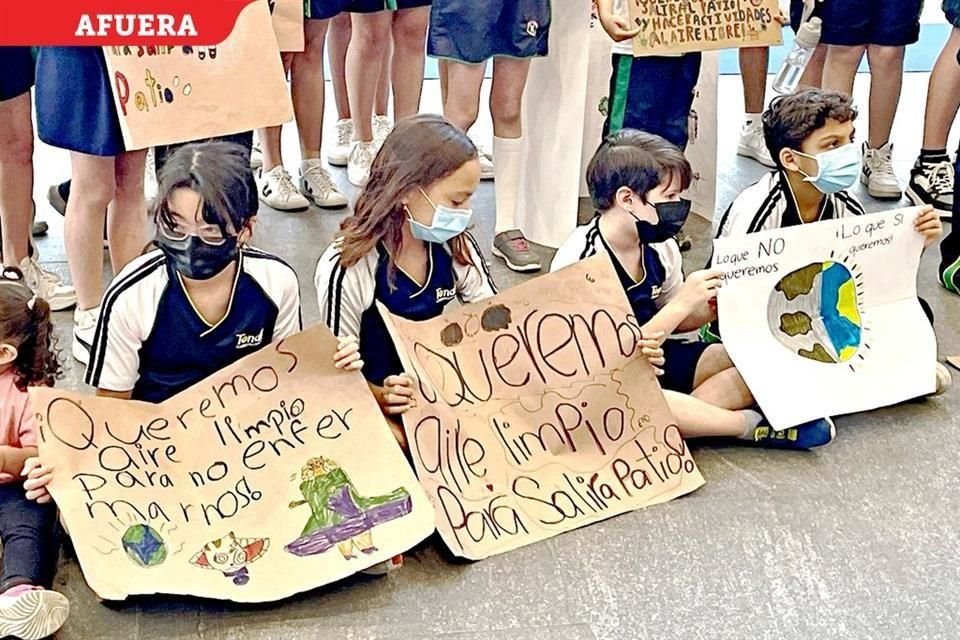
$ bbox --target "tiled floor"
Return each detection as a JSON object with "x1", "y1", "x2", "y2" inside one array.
[{"x1": 24, "y1": 69, "x2": 960, "y2": 639}]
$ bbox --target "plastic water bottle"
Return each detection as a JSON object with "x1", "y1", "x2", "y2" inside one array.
[{"x1": 772, "y1": 18, "x2": 823, "y2": 95}]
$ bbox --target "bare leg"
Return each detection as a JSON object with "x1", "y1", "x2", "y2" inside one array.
[
  {"x1": 865, "y1": 45, "x2": 905, "y2": 148},
  {"x1": 663, "y1": 390, "x2": 748, "y2": 439},
  {"x1": 822, "y1": 44, "x2": 866, "y2": 96},
  {"x1": 291, "y1": 19, "x2": 330, "y2": 160},
  {"x1": 258, "y1": 54, "x2": 294, "y2": 171},
  {"x1": 107, "y1": 150, "x2": 147, "y2": 274},
  {"x1": 739, "y1": 46, "x2": 769, "y2": 115},
  {"x1": 799, "y1": 44, "x2": 826, "y2": 88},
  {"x1": 0, "y1": 91, "x2": 33, "y2": 266},
  {"x1": 439, "y1": 58, "x2": 450, "y2": 107},
  {"x1": 389, "y1": 6, "x2": 429, "y2": 121},
  {"x1": 376, "y1": 37, "x2": 392, "y2": 117},
  {"x1": 346, "y1": 11, "x2": 392, "y2": 142},
  {"x1": 921, "y1": 27, "x2": 960, "y2": 148},
  {"x1": 489, "y1": 57, "x2": 531, "y2": 138},
  {"x1": 329, "y1": 12, "x2": 352, "y2": 120},
  {"x1": 442, "y1": 60, "x2": 485, "y2": 132},
  {"x1": 690, "y1": 346, "x2": 754, "y2": 411},
  {"x1": 67, "y1": 153, "x2": 116, "y2": 310}
]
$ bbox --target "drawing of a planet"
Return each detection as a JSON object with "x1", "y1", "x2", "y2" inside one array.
[
  {"x1": 767, "y1": 261, "x2": 863, "y2": 364},
  {"x1": 122, "y1": 524, "x2": 168, "y2": 568}
]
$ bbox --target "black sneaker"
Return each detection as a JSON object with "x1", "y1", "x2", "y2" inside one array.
[{"x1": 906, "y1": 159, "x2": 954, "y2": 219}]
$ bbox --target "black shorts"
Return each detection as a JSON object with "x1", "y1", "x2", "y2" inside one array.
[
  {"x1": 793, "y1": 0, "x2": 923, "y2": 46},
  {"x1": 0, "y1": 47, "x2": 34, "y2": 102},
  {"x1": 349, "y1": 0, "x2": 431, "y2": 13},
  {"x1": 660, "y1": 339, "x2": 710, "y2": 394}
]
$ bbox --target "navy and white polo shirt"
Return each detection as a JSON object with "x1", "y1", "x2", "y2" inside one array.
[{"x1": 85, "y1": 247, "x2": 302, "y2": 403}]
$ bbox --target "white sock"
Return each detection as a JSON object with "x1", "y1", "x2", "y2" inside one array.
[
  {"x1": 493, "y1": 136, "x2": 523, "y2": 235},
  {"x1": 737, "y1": 409, "x2": 764, "y2": 439},
  {"x1": 744, "y1": 113, "x2": 761, "y2": 127}
]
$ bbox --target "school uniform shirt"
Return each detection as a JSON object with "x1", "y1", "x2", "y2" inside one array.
[
  {"x1": 0, "y1": 370, "x2": 37, "y2": 484},
  {"x1": 315, "y1": 234, "x2": 497, "y2": 386},
  {"x1": 714, "y1": 170, "x2": 865, "y2": 239},
  {"x1": 550, "y1": 216, "x2": 683, "y2": 326},
  {"x1": 85, "y1": 247, "x2": 302, "y2": 403}
]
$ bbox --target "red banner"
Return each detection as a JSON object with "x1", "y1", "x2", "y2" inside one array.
[{"x1": 0, "y1": 0, "x2": 258, "y2": 46}]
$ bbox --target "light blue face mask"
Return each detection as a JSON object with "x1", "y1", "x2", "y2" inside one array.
[
  {"x1": 795, "y1": 143, "x2": 862, "y2": 194},
  {"x1": 407, "y1": 189, "x2": 472, "y2": 244}
]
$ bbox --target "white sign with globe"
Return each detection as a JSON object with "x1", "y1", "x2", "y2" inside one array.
[{"x1": 713, "y1": 208, "x2": 937, "y2": 428}]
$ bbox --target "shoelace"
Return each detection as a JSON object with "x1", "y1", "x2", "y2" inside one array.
[
  {"x1": 336, "y1": 122, "x2": 352, "y2": 146},
  {"x1": 274, "y1": 169, "x2": 300, "y2": 199},
  {"x1": 354, "y1": 144, "x2": 374, "y2": 166},
  {"x1": 303, "y1": 164, "x2": 337, "y2": 195},
  {"x1": 871, "y1": 148, "x2": 897, "y2": 177},
  {"x1": 927, "y1": 162, "x2": 954, "y2": 194},
  {"x1": 374, "y1": 118, "x2": 392, "y2": 139}
]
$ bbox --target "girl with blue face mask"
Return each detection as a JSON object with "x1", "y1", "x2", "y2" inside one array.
[{"x1": 315, "y1": 114, "x2": 498, "y2": 445}]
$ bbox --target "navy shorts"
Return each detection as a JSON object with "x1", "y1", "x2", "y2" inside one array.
[
  {"x1": 604, "y1": 53, "x2": 701, "y2": 150},
  {"x1": 945, "y1": 0, "x2": 960, "y2": 28},
  {"x1": 805, "y1": 0, "x2": 923, "y2": 46},
  {"x1": 0, "y1": 47, "x2": 34, "y2": 102},
  {"x1": 35, "y1": 47, "x2": 124, "y2": 156},
  {"x1": 307, "y1": 0, "x2": 350, "y2": 19},
  {"x1": 428, "y1": 0, "x2": 550, "y2": 64},
  {"x1": 659, "y1": 339, "x2": 710, "y2": 395},
  {"x1": 349, "y1": 0, "x2": 431, "y2": 13}
]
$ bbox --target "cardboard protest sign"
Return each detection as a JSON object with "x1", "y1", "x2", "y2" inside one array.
[
  {"x1": 381, "y1": 255, "x2": 704, "y2": 560},
  {"x1": 627, "y1": 0, "x2": 783, "y2": 56},
  {"x1": 31, "y1": 326, "x2": 434, "y2": 602},
  {"x1": 104, "y1": 0, "x2": 292, "y2": 150},
  {"x1": 713, "y1": 208, "x2": 937, "y2": 428},
  {"x1": 269, "y1": 0, "x2": 304, "y2": 52}
]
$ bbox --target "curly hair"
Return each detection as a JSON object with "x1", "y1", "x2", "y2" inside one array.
[
  {"x1": 0, "y1": 268, "x2": 62, "y2": 391},
  {"x1": 763, "y1": 89, "x2": 858, "y2": 168}
]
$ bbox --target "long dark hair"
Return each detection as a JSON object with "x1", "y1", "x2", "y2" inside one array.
[
  {"x1": 0, "y1": 268, "x2": 61, "y2": 391},
  {"x1": 338, "y1": 114, "x2": 478, "y2": 283},
  {"x1": 154, "y1": 141, "x2": 256, "y2": 237}
]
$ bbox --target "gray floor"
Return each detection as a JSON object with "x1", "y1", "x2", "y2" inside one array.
[{"x1": 27, "y1": 73, "x2": 960, "y2": 639}]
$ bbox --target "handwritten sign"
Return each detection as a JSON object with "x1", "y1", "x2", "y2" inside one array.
[
  {"x1": 628, "y1": 0, "x2": 782, "y2": 56},
  {"x1": 104, "y1": 0, "x2": 292, "y2": 150},
  {"x1": 270, "y1": 0, "x2": 304, "y2": 52},
  {"x1": 713, "y1": 208, "x2": 937, "y2": 428},
  {"x1": 381, "y1": 255, "x2": 704, "y2": 560},
  {"x1": 31, "y1": 326, "x2": 434, "y2": 602}
]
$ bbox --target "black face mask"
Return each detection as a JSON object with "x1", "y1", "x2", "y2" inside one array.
[
  {"x1": 155, "y1": 235, "x2": 239, "y2": 280},
  {"x1": 633, "y1": 199, "x2": 691, "y2": 244}
]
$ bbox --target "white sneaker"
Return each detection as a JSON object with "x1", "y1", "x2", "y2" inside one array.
[
  {"x1": 327, "y1": 119, "x2": 353, "y2": 167},
  {"x1": 299, "y1": 160, "x2": 348, "y2": 209},
  {"x1": 474, "y1": 142, "x2": 495, "y2": 180},
  {"x1": 935, "y1": 362, "x2": 952, "y2": 396},
  {"x1": 19, "y1": 257, "x2": 76, "y2": 311},
  {"x1": 861, "y1": 142, "x2": 903, "y2": 200},
  {"x1": 373, "y1": 115, "x2": 393, "y2": 150},
  {"x1": 0, "y1": 585, "x2": 69, "y2": 640},
  {"x1": 737, "y1": 120, "x2": 775, "y2": 168},
  {"x1": 258, "y1": 166, "x2": 310, "y2": 211},
  {"x1": 347, "y1": 141, "x2": 375, "y2": 188},
  {"x1": 73, "y1": 306, "x2": 99, "y2": 365},
  {"x1": 250, "y1": 140, "x2": 263, "y2": 170}
]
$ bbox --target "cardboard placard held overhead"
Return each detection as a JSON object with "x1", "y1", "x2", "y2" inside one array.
[
  {"x1": 32, "y1": 326, "x2": 434, "y2": 602},
  {"x1": 103, "y1": 0, "x2": 292, "y2": 150},
  {"x1": 270, "y1": 0, "x2": 304, "y2": 52},
  {"x1": 628, "y1": 0, "x2": 783, "y2": 56},
  {"x1": 381, "y1": 255, "x2": 705, "y2": 560},
  {"x1": 713, "y1": 208, "x2": 937, "y2": 428}
]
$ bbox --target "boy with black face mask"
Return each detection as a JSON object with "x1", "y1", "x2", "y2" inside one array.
[
  {"x1": 551, "y1": 130, "x2": 835, "y2": 449},
  {"x1": 83, "y1": 142, "x2": 360, "y2": 404}
]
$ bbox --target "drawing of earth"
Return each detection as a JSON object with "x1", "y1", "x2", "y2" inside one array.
[
  {"x1": 767, "y1": 261, "x2": 862, "y2": 363},
  {"x1": 121, "y1": 524, "x2": 168, "y2": 568}
]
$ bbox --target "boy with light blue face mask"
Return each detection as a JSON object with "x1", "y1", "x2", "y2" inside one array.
[{"x1": 709, "y1": 88, "x2": 951, "y2": 393}]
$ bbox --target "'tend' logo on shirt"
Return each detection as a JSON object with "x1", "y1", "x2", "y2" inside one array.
[
  {"x1": 236, "y1": 329, "x2": 264, "y2": 349},
  {"x1": 435, "y1": 287, "x2": 457, "y2": 304}
]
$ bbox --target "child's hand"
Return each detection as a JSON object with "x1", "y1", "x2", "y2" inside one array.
[
  {"x1": 380, "y1": 375, "x2": 416, "y2": 416},
  {"x1": 773, "y1": 10, "x2": 789, "y2": 26},
  {"x1": 914, "y1": 205, "x2": 943, "y2": 247},
  {"x1": 679, "y1": 269, "x2": 723, "y2": 309},
  {"x1": 22, "y1": 457, "x2": 53, "y2": 504},
  {"x1": 333, "y1": 336, "x2": 364, "y2": 371},
  {"x1": 599, "y1": 12, "x2": 642, "y2": 42},
  {"x1": 640, "y1": 331, "x2": 665, "y2": 376}
]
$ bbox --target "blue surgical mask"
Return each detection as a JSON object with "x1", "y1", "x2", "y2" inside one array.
[
  {"x1": 407, "y1": 189, "x2": 472, "y2": 244},
  {"x1": 794, "y1": 143, "x2": 862, "y2": 194}
]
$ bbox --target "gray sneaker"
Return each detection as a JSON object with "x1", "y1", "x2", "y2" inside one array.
[{"x1": 493, "y1": 230, "x2": 542, "y2": 273}]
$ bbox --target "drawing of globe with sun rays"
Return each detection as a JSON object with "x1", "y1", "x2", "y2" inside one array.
[{"x1": 767, "y1": 255, "x2": 869, "y2": 369}]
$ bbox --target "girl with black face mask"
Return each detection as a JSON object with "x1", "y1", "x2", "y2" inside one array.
[{"x1": 76, "y1": 141, "x2": 361, "y2": 405}]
